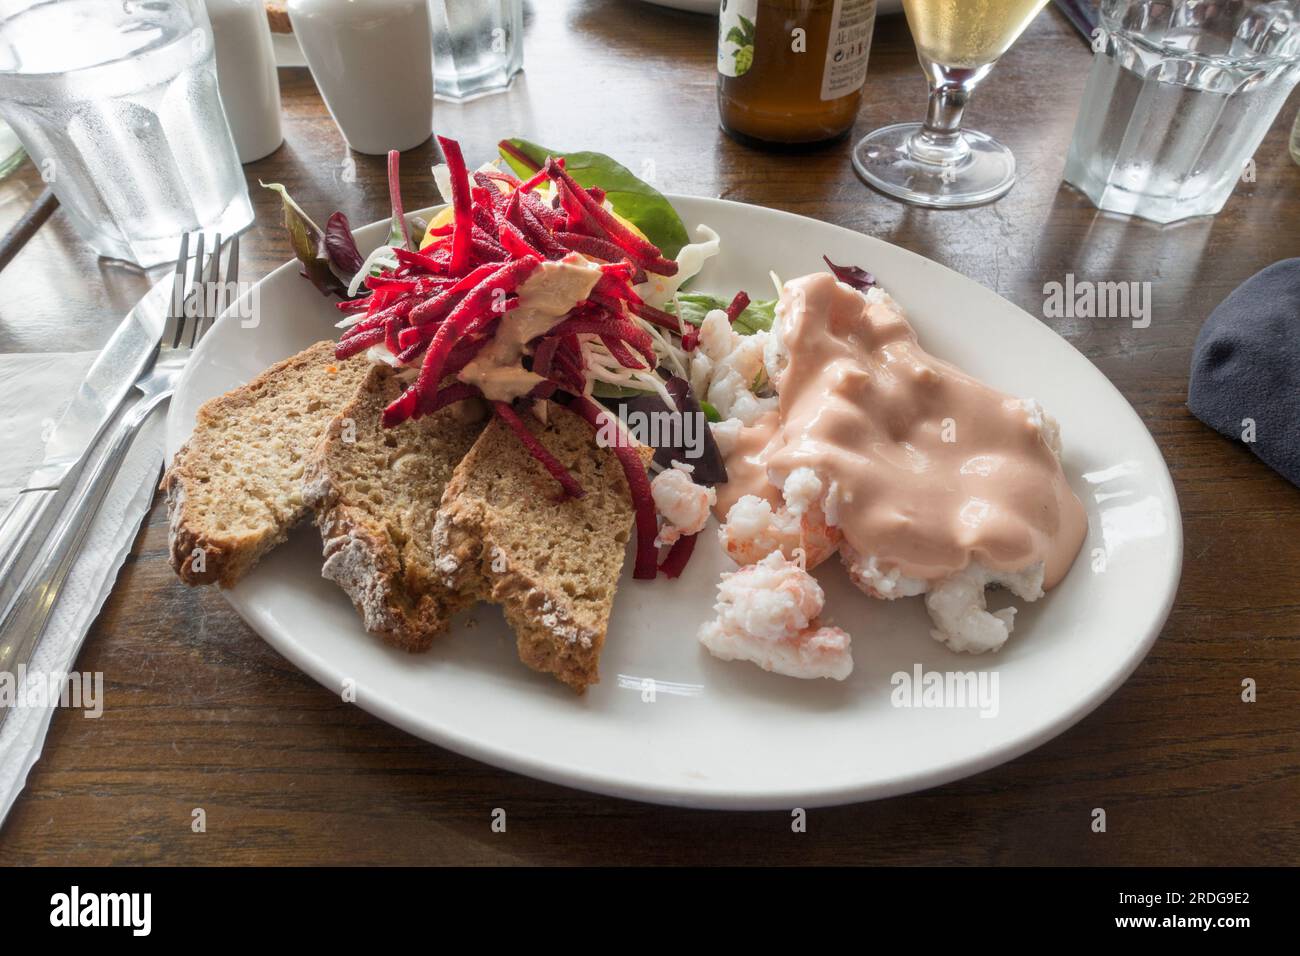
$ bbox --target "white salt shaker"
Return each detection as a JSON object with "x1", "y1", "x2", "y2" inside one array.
[
  {"x1": 205, "y1": 0, "x2": 283, "y2": 163},
  {"x1": 288, "y1": 0, "x2": 434, "y2": 155}
]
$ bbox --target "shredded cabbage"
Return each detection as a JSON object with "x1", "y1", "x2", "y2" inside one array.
[
  {"x1": 347, "y1": 243, "x2": 399, "y2": 298},
  {"x1": 634, "y1": 224, "x2": 720, "y2": 308}
]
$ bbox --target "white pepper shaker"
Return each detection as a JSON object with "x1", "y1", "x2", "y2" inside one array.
[
  {"x1": 288, "y1": 0, "x2": 434, "y2": 155},
  {"x1": 205, "y1": 0, "x2": 283, "y2": 163}
]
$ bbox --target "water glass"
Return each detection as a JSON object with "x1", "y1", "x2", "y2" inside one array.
[
  {"x1": 430, "y1": 0, "x2": 523, "y2": 102},
  {"x1": 1064, "y1": 0, "x2": 1300, "y2": 224},
  {"x1": 0, "y1": 0, "x2": 253, "y2": 267},
  {"x1": 0, "y1": 118, "x2": 22, "y2": 179}
]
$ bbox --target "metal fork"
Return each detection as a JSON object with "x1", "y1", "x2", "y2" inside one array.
[{"x1": 0, "y1": 233, "x2": 238, "y2": 689}]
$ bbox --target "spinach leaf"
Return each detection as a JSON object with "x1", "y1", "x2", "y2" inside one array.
[
  {"x1": 498, "y1": 138, "x2": 690, "y2": 259},
  {"x1": 668, "y1": 291, "x2": 776, "y2": 335}
]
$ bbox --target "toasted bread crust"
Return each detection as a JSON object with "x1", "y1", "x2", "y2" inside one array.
[
  {"x1": 304, "y1": 364, "x2": 485, "y2": 651},
  {"x1": 162, "y1": 341, "x2": 369, "y2": 588},
  {"x1": 433, "y1": 404, "x2": 652, "y2": 692}
]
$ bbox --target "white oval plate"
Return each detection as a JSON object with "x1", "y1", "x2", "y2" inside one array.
[{"x1": 166, "y1": 196, "x2": 1181, "y2": 809}]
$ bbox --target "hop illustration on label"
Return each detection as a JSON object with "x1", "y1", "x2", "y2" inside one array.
[{"x1": 726, "y1": 15, "x2": 756, "y2": 76}]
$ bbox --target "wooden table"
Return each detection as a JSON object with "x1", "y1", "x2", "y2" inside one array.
[{"x1": 1, "y1": 1, "x2": 1296, "y2": 866}]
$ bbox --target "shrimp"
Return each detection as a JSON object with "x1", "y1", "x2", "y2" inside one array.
[
  {"x1": 923, "y1": 560, "x2": 1045, "y2": 654},
  {"x1": 698, "y1": 551, "x2": 853, "y2": 680},
  {"x1": 840, "y1": 547, "x2": 930, "y2": 600},
  {"x1": 718, "y1": 494, "x2": 842, "y2": 569},
  {"x1": 651, "y1": 465, "x2": 716, "y2": 547}
]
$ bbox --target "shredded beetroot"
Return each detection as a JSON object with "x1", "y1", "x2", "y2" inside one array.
[
  {"x1": 626, "y1": 297, "x2": 681, "y2": 332},
  {"x1": 422, "y1": 381, "x2": 482, "y2": 415},
  {"x1": 554, "y1": 231, "x2": 633, "y2": 267},
  {"x1": 498, "y1": 218, "x2": 540, "y2": 259},
  {"x1": 437, "y1": 135, "x2": 474, "y2": 275},
  {"x1": 659, "y1": 533, "x2": 697, "y2": 579},
  {"x1": 599, "y1": 334, "x2": 648, "y2": 370},
  {"x1": 408, "y1": 262, "x2": 499, "y2": 327},
  {"x1": 396, "y1": 340, "x2": 427, "y2": 364},
  {"x1": 471, "y1": 232, "x2": 510, "y2": 263},
  {"x1": 336, "y1": 326, "x2": 385, "y2": 359},
  {"x1": 725, "y1": 290, "x2": 750, "y2": 323},
  {"x1": 516, "y1": 187, "x2": 564, "y2": 231},
  {"x1": 566, "y1": 396, "x2": 658, "y2": 580},
  {"x1": 479, "y1": 168, "x2": 521, "y2": 188},
  {"x1": 532, "y1": 336, "x2": 560, "y2": 379},
  {"x1": 517, "y1": 167, "x2": 548, "y2": 192},
  {"x1": 392, "y1": 247, "x2": 447, "y2": 274},
  {"x1": 545, "y1": 159, "x2": 678, "y2": 276},
  {"x1": 493, "y1": 401, "x2": 585, "y2": 499},
  {"x1": 385, "y1": 256, "x2": 540, "y2": 427}
]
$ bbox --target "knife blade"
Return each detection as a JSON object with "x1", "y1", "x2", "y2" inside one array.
[{"x1": 0, "y1": 274, "x2": 169, "y2": 610}]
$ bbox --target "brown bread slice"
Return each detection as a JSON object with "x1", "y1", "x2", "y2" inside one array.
[
  {"x1": 433, "y1": 403, "x2": 652, "y2": 692},
  {"x1": 163, "y1": 341, "x2": 370, "y2": 588},
  {"x1": 303, "y1": 365, "x2": 487, "y2": 651}
]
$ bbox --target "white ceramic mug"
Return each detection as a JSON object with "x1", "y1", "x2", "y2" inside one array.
[{"x1": 288, "y1": 0, "x2": 434, "y2": 155}]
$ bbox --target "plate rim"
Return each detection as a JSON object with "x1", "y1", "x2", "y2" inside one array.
[{"x1": 171, "y1": 193, "x2": 1184, "y2": 809}]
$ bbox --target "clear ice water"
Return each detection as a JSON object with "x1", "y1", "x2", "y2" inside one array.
[
  {"x1": 0, "y1": 0, "x2": 252, "y2": 267},
  {"x1": 1064, "y1": 2, "x2": 1300, "y2": 223},
  {"x1": 431, "y1": 0, "x2": 523, "y2": 102}
]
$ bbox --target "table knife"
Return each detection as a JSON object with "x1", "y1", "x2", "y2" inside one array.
[{"x1": 0, "y1": 275, "x2": 169, "y2": 619}]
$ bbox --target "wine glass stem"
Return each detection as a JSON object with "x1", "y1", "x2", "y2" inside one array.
[
  {"x1": 924, "y1": 85, "x2": 968, "y2": 144},
  {"x1": 909, "y1": 63, "x2": 992, "y2": 166}
]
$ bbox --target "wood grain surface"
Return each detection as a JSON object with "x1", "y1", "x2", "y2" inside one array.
[{"x1": 0, "y1": 1, "x2": 1296, "y2": 866}]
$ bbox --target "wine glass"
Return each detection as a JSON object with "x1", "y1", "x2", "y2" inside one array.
[{"x1": 853, "y1": 0, "x2": 1049, "y2": 208}]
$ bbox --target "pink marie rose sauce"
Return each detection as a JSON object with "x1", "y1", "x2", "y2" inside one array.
[{"x1": 713, "y1": 272, "x2": 1087, "y2": 590}]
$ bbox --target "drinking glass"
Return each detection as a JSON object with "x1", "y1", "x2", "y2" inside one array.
[
  {"x1": 853, "y1": 0, "x2": 1049, "y2": 207},
  {"x1": 0, "y1": 0, "x2": 253, "y2": 267},
  {"x1": 0, "y1": 118, "x2": 23, "y2": 179},
  {"x1": 430, "y1": 0, "x2": 523, "y2": 102},
  {"x1": 1065, "y1": 0, "x2": 1300, "y2": 223}
]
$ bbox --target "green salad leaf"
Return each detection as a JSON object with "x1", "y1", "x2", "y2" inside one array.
[
  {"x1": 261, "y1": 181, "x2": 347, "y2": 296},
  {"x1": 498, "y1": 138, "x2": 690, "y2": 259},
  {"x1": 668, "y1": 291, "x2": 776, "y2": 336},
  {"x1": 591, "y1": 381, "x2": 649, "y2": 399}
]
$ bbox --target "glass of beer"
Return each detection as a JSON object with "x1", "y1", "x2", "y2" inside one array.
[{"x1": 853, "y1": 0, "x2": 1049, "y2": 207}]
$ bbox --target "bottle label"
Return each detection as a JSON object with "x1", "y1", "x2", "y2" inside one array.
[
  {"x1": 717, "y1": 0, "x2": 759, "y2": 78},
  {"x1": 820, "y1": 0, "x2": 875, "y2": 101}
]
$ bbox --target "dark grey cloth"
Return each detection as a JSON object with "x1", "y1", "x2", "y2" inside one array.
[{"x1": 1188, "y1": 259, "x2": 1300, "y2": 487}]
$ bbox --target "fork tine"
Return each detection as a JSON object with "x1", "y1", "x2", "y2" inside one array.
[
  {"x1": 162, "y1": 232, "x2": 190, "y2": 350},
  {"x1": 206, "y1": 232, "x2": 223, "y2": 332},
  {"x1": 225, "y1": 234, "x2": 239, "y2": 288},
  {"x1": 195, "y1": 232, "x2": 222, "y2": 345},
  {"x1": 197, "y1": 235, "x2": 239, "y2": 347},
  {"x1": 183, "y1": 234, "x2": 205, "y2": 353}
]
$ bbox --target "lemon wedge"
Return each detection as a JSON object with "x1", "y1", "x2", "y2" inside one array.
[{"x1": 420, "y1": 206, "x2": 455, "y2": 250}]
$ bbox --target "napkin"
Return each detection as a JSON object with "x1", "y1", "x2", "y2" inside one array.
[
  {"x1": 0, "y1": 350, "x2": 166, "y2": 827},
  {"x1": 1188, "y1": 259, "x2": 1300, "y2": 488}
]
